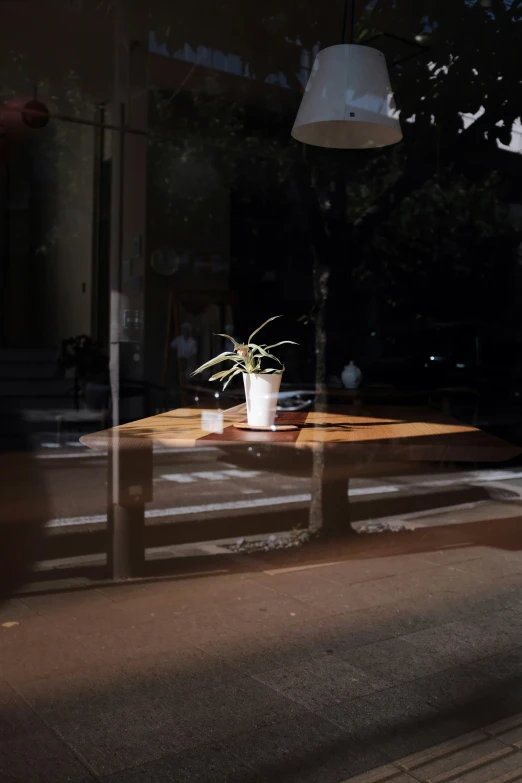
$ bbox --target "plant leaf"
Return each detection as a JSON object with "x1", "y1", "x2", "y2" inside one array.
[
  {"x1": 248, "y1": 315, "x2": 282, "y2": 344},
  {"x1": 191, "y1": 352, "x2": 239, "y2": 376},
  {"x1": 250, "y1": 343, "x2": 282, "y2": 365},
  {"x1": 223, "y1": 367, "x2": 243, "y2": 390},
  {"x1": 264, "y1": 340, "x2": 299, "y2": 349},
  {"x1": 209, "y1": 366, "x2": 240, "y2": 382},
  {"x1": 214, "y1": 333, "x2": 239, "y2": 348}
]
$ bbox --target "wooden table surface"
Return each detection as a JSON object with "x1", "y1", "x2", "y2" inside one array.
[{"x1": 81, "y1": 404, "x2": 521, "y2": 464}]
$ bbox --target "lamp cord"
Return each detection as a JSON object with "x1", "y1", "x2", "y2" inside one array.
[{"x1": 341, "y1": 0, "x2": 356, "y2": 44}]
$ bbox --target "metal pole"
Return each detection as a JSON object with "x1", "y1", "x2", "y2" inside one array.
[{"x1": 107, "y1": 0, "x2": 127, "y2": 578}]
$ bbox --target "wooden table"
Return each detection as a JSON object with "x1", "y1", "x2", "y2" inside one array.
[{"x1": 81, "y1": 404, "x2": 521, "y2": 579}]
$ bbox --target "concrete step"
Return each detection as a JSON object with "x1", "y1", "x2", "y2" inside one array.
[
  {"x1": 0, "y1": 348, "x2": 57, "y2": 363},
  {"x1": 0, "y1": 363, "x2": 58, "y2": 379},
  {"x1": 20, "y1": 399, "x2": 77, "y2": 412},
  {"x1": 0, "y1": 379, "x2": 72, "y2": 396}
]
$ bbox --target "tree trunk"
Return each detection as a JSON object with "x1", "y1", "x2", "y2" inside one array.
[
  {"x1": 295, "y1": 168, "x2": 354, "y2": 537},
  {"x1": 309, "y1": 248, "x2": 329, "y2": 535}
]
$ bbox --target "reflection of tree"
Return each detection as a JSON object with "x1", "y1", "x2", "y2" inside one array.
[
  {"x1": 349, "y1": 0, "x2": 522, "y2": 247},
  {"x1": 0, "y1": 51, "x2": 97, "y2": 259},
  {"x1": 145, "y1": 0, "x2": 521, "y2": 361},
  {"x1": 351, "y1": 170, "x2": 514, "y2": 319},
  {"x1": 147, "y1": 89, "x2": 294, "y2": 238}
]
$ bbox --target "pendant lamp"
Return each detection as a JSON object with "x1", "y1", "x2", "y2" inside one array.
[{"x1": 291, "y1": 0, "x2": 402, "y2": 149}]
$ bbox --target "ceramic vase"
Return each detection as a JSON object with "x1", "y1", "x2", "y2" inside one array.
[
  {"x1": 243, "y1": 373, "x2": 282, "y2": 427},
  {"x1": 341, "y1": 361, "x2": 362, "y2": 389}
]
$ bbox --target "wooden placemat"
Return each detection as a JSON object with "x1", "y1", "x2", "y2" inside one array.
[{"x1": 233, "y1": 422, "x2": 299, "y2": 432}]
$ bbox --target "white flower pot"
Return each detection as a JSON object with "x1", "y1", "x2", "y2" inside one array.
[{"x1": 243, "y1": 372, "x2": 282, "y2": 427}]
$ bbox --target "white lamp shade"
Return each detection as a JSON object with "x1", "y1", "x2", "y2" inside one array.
[{"x1": 292, "y1": 44, "x2": 402, "y2": 149}]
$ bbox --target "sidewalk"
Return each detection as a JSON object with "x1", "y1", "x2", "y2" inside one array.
[
  {"x1": 3, "y1": 522, "x2": 522, "y2": 782},
  {"x1": 344, "y1": 714, "x2": 522, "y2": 783}
]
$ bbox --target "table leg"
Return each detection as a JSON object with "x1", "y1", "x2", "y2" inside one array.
[
  {"x1": 318, "y1": 475, "x2": 352, "y2": 536},
  {"x1": 107, "y1": 441, "x2": 152, "y2": 580},
  {"x1": 310, "y1": 449, "x2": 353, "y2": 537}
]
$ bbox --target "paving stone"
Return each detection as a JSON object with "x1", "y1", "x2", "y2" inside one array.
[
  {"x1": 407, "y1": 665, "x2": 522, "y2": 729},
  {"x1": 384, "y1": 592, "x2": 503, "y2": 631},
  {"x1": 396, "y1": 729, "x2": 487, "y2": 769},
  {"x1": 386, "y1": 566, "x2": 486, "y2": 599},
  {"x1": 195, "y1": 624, "x2": 318, "y2": 675},
  {"x1": 55, "y1": 698, "x2": 201, "y2": 776},
  {"x1": 454, "y1": 552, "x2": 522, "y2": 580},
  {"x1": 102, "y1": 742, "x2": 262, "y2": 782},
  {"x1": 223, "y1": 712, "x2": 389, "y2": 783},
  {"x1": 324, "y1": 691, "x2": 476, "y2": 762},
  {"x1": 324, "y1": 553, "x2": 442, "y2": 583},
  {"x1": 44, "y1": 596, "x2": 175, "y2": 637},
  {"x1": 398, "y1": 733, "x2": 516, "y2": 782},
  {"x1": 467, "y1": 646, "x2": 522, "y2": 688},
  {"x1": 368, "y1": 599, "x2": 447, "y2": 635},
  {"x1": 169, "y1": 573, "x2": 279, "y2": 607},
  {"x1": 409, "y1": 664, "x2": 498, "y2": 709},
  {"x1": 320, "y1": 683, "x2": 440, "y2": 755},
  {"x1": 252, "y1": 567, "x2": 347, "y2": 598},
  {"x1": 96, "y1": 582, "x2": 166, "y2": 602},
  {"x1": 168, "y1": 674, "x2": 311, "y2": 744},
  {"x1": 122, "y1": 647, "x2": 238, "y2": 702},
  {"x1": 287, "y1": 607, "x2": 405, "y2": 658},
  {"x1": 333, "y1": 713, "x2": 522, "y2": 782},
  {"x1": 0, "y1": 614, "x2": 54, "y2": 649},
  {"x1": 15, "y1": 577, "x2": 88, "y2": 595},
  {"x1": 140, "y1": 602, "x2": 276, "y2": 651},
  {"x1": 485, "y1": 713, "x2": 522, "y2": 748},
  {"x1": 342, "y1": 637, "x2": 453, "y2": 684},
  {"x1": 408, "y1": 744, "x2": 522, "y2": 783},
  {"x1": 72, "y1": 616, "x2": 203, "y2": 666},
  {"x1": 402, "y1": 618, "x2": 519, "y2": 666},
  {"x1": 456, "y1": 587, "x2": 522, "y2": 620},
  {"x1": 340, "y1": 739, "x2": 522, "y2": 783},
  {"x1": 0, "y1": 728, "x2": 96, "y2": 782},
  {"x1": 0, "y1": 598, "x2": 38, "y2": 622},
  {"x1": 222, "y1": 593, "x2": 333, "y2": 631},
  {"x1": 288, "y1": 577, "x2": 401, "y2": 615},
  {"x1": 431, "y1": 756, "x2": 522, "y2": 783},
  {"x1": 0, "y1": 615, "x2": 101, "y2": 683},
  {"x1": 0, "y1": 681, "x2": 47, "y2": 738},
  {"x1": 381, "y1": 717, "x2": 487, "y2": 762},
  {"x1": 463, "y1": 609, "x2": 522, "y2": 651},
  {"x1": 253, "y1": 654, "x2": 391, "y2": 710},
  {"x1": 340, "y1": 769, "x2": 419, "y2": 783},
  {"x1": 113, "y1": 573, "x2": 279, "y2": 614},
  {"x1": 17, "y1": 665, "x2": 162, "y2": 725},
  {"x1": 22, "y1": 587, "x2": 113, "y2": 615},
  {"x1": 417, "y1": 549, "x2": 484, "y2": 568},
  {"x1": 296, "y1": 566, "x2": 486, "y2": 616}
]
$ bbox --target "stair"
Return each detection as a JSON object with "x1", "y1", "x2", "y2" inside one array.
[{"x1": 0, "y1": 348, "x2": 75, "y2": 410}]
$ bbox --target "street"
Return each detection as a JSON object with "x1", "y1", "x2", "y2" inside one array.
[{"x1": 36, "y1": 441, "x2": 522, "y2": 539}]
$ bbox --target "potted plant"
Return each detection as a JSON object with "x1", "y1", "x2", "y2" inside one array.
[{"x1": 191, "y1": 316, "x2": 297, "y2": 427}]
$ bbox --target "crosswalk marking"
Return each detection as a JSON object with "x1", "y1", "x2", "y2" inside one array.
[
  {"x1": 160, "y1": 473, "x2": 195, "y2": 483},
  {"x1": 47, "y1": 493, "x2": 311, "y2": 528},
  {"x1": 160, "y1": 468, "x2": 262, "y2": 483},
  {"x1": 350, "y1": 485, "x2": 398, "y2": 496},
  {"x1": 221, "y1": 468, "x2": 261, "y2": 478},
  {"x1": 192, "y1": 471, "x2": 233, "y2": 481}
]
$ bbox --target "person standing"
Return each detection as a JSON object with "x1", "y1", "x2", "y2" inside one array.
[{"x1": 171, "y1": 321, "x2": 198, "y2": 380}]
